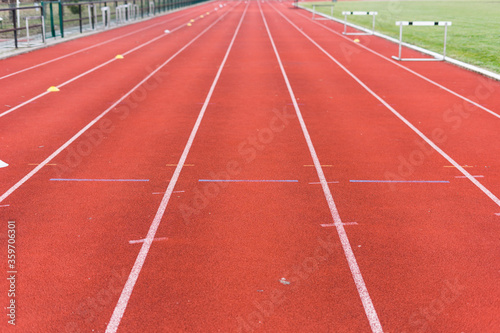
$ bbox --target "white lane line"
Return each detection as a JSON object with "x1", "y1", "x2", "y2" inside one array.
[
  {"x1": 455, "y1": 175, "x2": 484, "y2": 178},
  {"x1": 321, "y1": 222, "x2": 358, "y2": 227},
  {"x1": 259, "y1": 3, "x2": 383, "y2": 333},
  {"x1": 309, "y1": 181, "x2": 339, "y2": 184},
  {"x1": 0, "y1": 160, "x2": 8, "y2": 168},
  {"x1": 0, "y1": 2, "x2": 236, "y2": 119},
  {"x1": 129, "y1": 237, "x2": 168, "y2": 244},
  {"x1": 0, "y1": 204, "x2": 9, "y2": 208},
  {"x1": 271, "y1": 2, "x2": 500, "y2": 209},
  {"x1": 105, "y1": 3, "x2": 248, "y2": 333},
  {"x1": 495, "y1": 213, "x2": 500, "y2": 216},
  {"x1": 0, "y1": 1, "x2": 216, "y2": 81},
  {"x1": 0, "y1": 5, "x2": 236, "y2": 206},
  {"x1": 291, "y1": 5, "x2": 500, "y2": 120}
]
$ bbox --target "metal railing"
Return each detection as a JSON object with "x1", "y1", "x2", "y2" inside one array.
[{"x1": 1, "y1": 0, "x2": 207, "y2": 49}]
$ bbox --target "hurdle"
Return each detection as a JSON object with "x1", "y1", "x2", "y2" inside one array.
[
  {"x1": 87, "y1": 4, "x2": 98, "y2": 30},
  {"x1": 101, "y1": 6, "x2": 110, "y2": 28},
  {"x1": 25, "y1": 15, "x2": 45, "y2": 46},
  {"x1": 392, "y1": 21, "x2": 452, "y2": 61},
  {"x1": 149, "y1": 1, "x2": 155, "y2": 16},
  {"x1": 116, "y1": 4, "x2": 129, "y2": 24},
  {"x1": 342, "y1": 11, "x2": 377, "y2": 35},
  {"x1": 130, "y1": 4, "x2": 139, "y2": 20},
  {"x1": 311, "y1": 4, "x2": 334, "y2": 20}
]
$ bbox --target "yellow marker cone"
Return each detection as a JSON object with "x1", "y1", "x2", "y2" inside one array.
[
  {"x1": 115, "y1": 54, "x2": 124, "y2": 59},
  {"x1": 206, "y1": 12, "x2": 210, "y2": 15},
  {"x1": 47, "y1": 86, "x2": 60, "y2": 92},
  {"x1": 200, "y1": 15, "x2": 204, "y2": 18},
  {"x1": 354, "y1": 39, "x2": 360, "y2": 43},
  {"x1": 187, "y1": 23, "x2": 192, "y2": 26},
  {"x1": 190, "y1": 19, "x2": 195, "y2": 22}
]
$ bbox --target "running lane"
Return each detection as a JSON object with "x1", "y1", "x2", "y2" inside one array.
[
  {"x1": 105, "y1": 1, "x2": 379, "y2": 332},
  {"x1": 0, "y1": 2, "x2": 241, "y2": 332},
  {"x1": 265, "y1": 1, "x2": 500, "y2": 332}
]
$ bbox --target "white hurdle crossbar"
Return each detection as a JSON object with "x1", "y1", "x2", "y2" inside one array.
[
  {"x1": 342, "y1": 11, "x2": 377, "y2": 35},
  {"x1": 311, "y1": 4, "x2": 334, "y2": 20},
  {"x1": 101, "y1": 6, "x2": 111, "y2": 28},
  {"x1": 25, "y1": 15, "x2": 45, "y2": 46},
  {"x1": 392, "y1": 21, "x2": 452, "y2": 61}
]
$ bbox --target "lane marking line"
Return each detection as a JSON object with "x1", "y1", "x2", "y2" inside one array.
[
  {"x1": 304, "y1": 164, "x2": 332, "y2": 167},
  {"x1": 198, "y1": 179, "x2": 298, "y2": 182},
  {"x1": 260, "y1": 3, "x2": 383, "y2": 332},
  {"x1": 444, "y1": 165, "x2": 474, "y2": 168},
  {"x1": 0, "y1": 160, "x2": 8, "y2": 168},
  {"x1": 0, "y1": 204, "x2": 9, "y2": 208},
  {"x1": 49, "y1": 178, "x2": 149, "y2": 182},
  {"x1": 166, "y1": 163, "x2": 194, "y2": 166},
  {"x1": 350, "y1": 180, "x2": 449, "y2": 183},
  {"x1": 0, "y1": 3, "x2": 214, "y2": 81},
  {"x1": 129, "y1": 237, "x2": 168, "y2": 244},
  {"x1": 321, "y1": 222, "x2": 358, "y2": 227},
  {"x1": 308, "y1": 181, "x2": 339, "y2": 184},
  {"x1": 292, "y1": 6, "x2": 500, "y2": 120},
  {"x1": 0, "y1": 2, "x2": 236, "y2": 119},
  {"x1": 105, "y1": 4, "x2": 248, "y2": 333},
  {"x1": 0, "y1": 4, "x2": 235, "y2": 206},
  {"x1": 495, "y1": 213, "x2": 500, "y2": 216},
  {"x1": 271, "y1": 2, "x2": 500, "y2": 209},
  {"x1": 28, "y1": 163, "x2": 57, "y2": 166},
  {"x1": 455, "y1": 175, "x2": 484, "y2": 178},
  {"x1": 152, "y1": 190, "x2": 184, "y2": 194}
]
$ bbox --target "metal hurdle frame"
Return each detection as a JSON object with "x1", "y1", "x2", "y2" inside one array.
[
  {"x1": 87, "y1": 4, "x2": 98, "y2": 30},
  {"x1": 149, "y1": 1, "x2": 155, "y2": 16},
  {"x1": 101, "y1": 6, "x2": 110, "y2": 28},
  {"x1": 342, "y1": 11, "x2": 377, "y2": 35},
  {"x1": 311, "y1": 4, "x2": 334, "y2": 20},
  {"x1": 25, "y1": 15, "x2": 46, "y2": 46},
  {"x1": 392, "y1": 21, "x2": 452, "y2": 61}
]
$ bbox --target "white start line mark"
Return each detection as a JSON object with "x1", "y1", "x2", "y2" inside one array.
[
  {"x1": 455, "y1": 175, "x2": 484, "y2": 178},
  {"x1": 128, "y1": 237, "x2": 168, "y2": 245},
  {"x1": 0, "y1": 204, "x2": 9, "y2": 208},
  {"x1": 321, "y1": 222, "x2": 358, "y2": 227},
  {"x1": 0, "y1": 160, "x2": 8, "y2": 168}
]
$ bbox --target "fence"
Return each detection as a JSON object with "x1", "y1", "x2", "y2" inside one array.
[{"x1": 0, "y1": 0, "x2": 207, "y2": 49}]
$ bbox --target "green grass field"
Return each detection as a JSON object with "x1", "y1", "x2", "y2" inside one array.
[{"x1": 302, "y1": 1, "x2": 500, "y2": 74}]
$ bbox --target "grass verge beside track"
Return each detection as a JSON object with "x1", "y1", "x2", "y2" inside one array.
[{"x1": 302, "y1": 0, "x2": 500, "y2": 75}]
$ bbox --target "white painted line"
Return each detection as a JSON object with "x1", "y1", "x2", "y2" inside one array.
[
  {"x1": 128, "y1": 237, "x2": 168, "y2": 244},
  {"x1": 321, "y1": 222, "x2": 358, "y2": 227},
  {"x1": 0, "y1": 2, "x2": 215, "y2": 81},
  {"x1": 0, "y1": 160, "x2": 8, "y2": 168},
  {"x1": 495, "y1": 213, "x2": 500, "y2": 216},
  {"x1": 308, "y1": 181, "x2": 339, "y2": 184},
  {"x1": 0, "y1": 5, "x2": 235, "y2": 206},
  {"x1": 105, "y1": 3, "x2": 247, "y2": 333},
  {"x1": 271, "y1": 2, "x2": 500, "y2": 209},
  {"x1": 0, "y1": 204, "x2": 9, "y2": 208},
  {"x1": 294, "y1": 5, "x2": 500, "y2": 119},
  {"x1": 455, "y1": 175, "x2": 484, "y2": 178},
  {"x1": 0, "y1": 3, "x2": 235, "y2": 119},
  {"x1": 260, "y1": 3, "x2": 383, "y2": 333}
]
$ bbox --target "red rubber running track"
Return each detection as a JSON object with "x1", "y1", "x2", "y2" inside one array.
[{"x1": 0, "y1": 1, "x2": 499, "y2": 332}]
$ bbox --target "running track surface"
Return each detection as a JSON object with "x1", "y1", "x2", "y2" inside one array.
[{"x1": 1, "y1": 1, "x2": 499, "y2": 332}]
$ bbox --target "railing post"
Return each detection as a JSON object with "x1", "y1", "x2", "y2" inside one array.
[
  {"x1": 79, "y1": 4, "x2": 82, "y2": 33},
  {"x1": 12, "y1": 8, "x2": 18, "y2": 48},
  {"x1": 58, "y1": 1, "x2": 64, "y2": 38}
]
